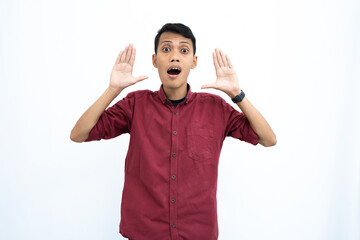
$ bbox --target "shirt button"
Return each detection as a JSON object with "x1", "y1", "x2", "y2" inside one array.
[
  {"x1": 172, "y1": 175, "x2": 176, "y2": 179},
  {"x1": 173, "y1": 131, "x2": 177, "y2": 135},
  {"x1": 171, "y1": 223, "x2": 176, "y2": 227},
  {"x1": 174, "y1": 111, "x2": 177, "y2": 115},
  {"x1": 172, "y1": 153, "x2": 176, "y2": 157},
  {"x1": 171, "y1": 199, "x2": 175, "y2": 203}
]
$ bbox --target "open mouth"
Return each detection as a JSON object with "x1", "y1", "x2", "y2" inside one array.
[{"x1": 167, "y1": 67, "x2": 182, "y2": 77}]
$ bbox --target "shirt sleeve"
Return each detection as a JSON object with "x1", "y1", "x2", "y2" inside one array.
[
  {"x1": 222, "y1": 99, "x2": 258, "y2": 145},
  {"x1": 85, "y1": 91, "x2": 135, "y2": 142}
]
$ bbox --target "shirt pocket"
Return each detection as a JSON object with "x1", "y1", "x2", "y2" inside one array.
[{"x1": 187, "y1": 127, "x2": 216, "y2": 162}]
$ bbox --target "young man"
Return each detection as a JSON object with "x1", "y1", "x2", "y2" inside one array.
[{"x1": 70, "y1": 23, "x2": 276, "y2": 240}]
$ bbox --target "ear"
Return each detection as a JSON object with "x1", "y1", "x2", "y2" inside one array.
[
  {"x1": 152, "y1": 54, "x2": 157, "y2": 68},
  {"x1": 191, "y1": 55, "x2": 198, "y2": 69}
]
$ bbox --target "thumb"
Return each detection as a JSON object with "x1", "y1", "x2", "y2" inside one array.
[
  {"x1": 201, "y1": 83, "x2": 217, "y2": 89},
  {"x1": 134, "y1": 75, "x2": 149, "y2": 83}
]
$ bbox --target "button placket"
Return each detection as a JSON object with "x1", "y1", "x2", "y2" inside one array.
[{"x1": 169, "y1": 108, "x2": 179, "y2": 239}]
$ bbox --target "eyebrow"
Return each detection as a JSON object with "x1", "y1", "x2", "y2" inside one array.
[{"x1": 160, "y1": 40, "x2": 191, "y2": 45}]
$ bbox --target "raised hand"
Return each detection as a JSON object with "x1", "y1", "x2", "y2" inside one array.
[
  {"x1": 109, "y1": 44, "x2": 148, "y2": 91},
  {"x1": 201, "y1": 48, "x2": 241, "y2": 98}
]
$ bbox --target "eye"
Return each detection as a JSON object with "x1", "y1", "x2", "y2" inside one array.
[
  {"x1": 181, "y1": 48, "x2": 189, "y2": 53},
  {"x1": 162, "y1": 47, "x2": 170, "y2": 52}
]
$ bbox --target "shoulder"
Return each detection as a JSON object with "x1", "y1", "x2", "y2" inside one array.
[
  {"x1": 124, "y1": 89, "x2": 152, "y2": 97},
  {"x1": 193, "y1": 91, "x2": 237, "y2": 115},
  {"x1": 113, "y1": 89, "x2": 153, "y2": 108},
  {"x1": 121, "y1": 89, "x2": 154, "y2": 101},
  {"x1": 194, "y1": 91, "x2": 229, "y2": 106}
]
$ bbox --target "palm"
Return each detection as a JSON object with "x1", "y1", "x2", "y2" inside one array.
[
  {"x1": 215, "y1": 65, "x2": 238, "y2": 90},
  {"x1": 111, "y1": 62, "x2": 133, "y2": 88},
  {"x1": 110, "y1": 44, "x2": 148, "y2": 90}
]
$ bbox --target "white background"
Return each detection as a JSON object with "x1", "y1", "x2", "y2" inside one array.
[{"x1": 0, "y1": 0, "x2": 359, "y2": 239}]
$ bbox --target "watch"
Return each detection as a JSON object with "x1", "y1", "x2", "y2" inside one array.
[{"x1": 231, "y1": 90, "x2": 245, "y2": 103}]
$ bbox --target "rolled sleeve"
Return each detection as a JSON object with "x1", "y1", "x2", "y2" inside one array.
[
  {"x1": 85, "y1": 92, "x2": 135, "y2": 142},
  {"x1": 223, "y1": 101, "x2": 258, "y2": 145}
]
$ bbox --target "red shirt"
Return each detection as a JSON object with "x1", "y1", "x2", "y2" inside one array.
[{"x1": 86, "y1": 83, "x2": 258, "y2": 240}]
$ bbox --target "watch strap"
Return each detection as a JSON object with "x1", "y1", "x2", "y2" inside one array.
[{"x1": 231, "y1": 90, "x2": 245, "y2": 103}]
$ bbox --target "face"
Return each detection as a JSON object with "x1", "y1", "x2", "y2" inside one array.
[{"x1": 152, "y1": 32, "x2": 197, "y2": 91}]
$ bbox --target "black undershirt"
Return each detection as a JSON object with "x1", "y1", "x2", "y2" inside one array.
[
  {"x1": 170, "y1": 97, "x2": 186, "y2": 108},
  {"x1": 165, "y1": 85, "x2": 189, "y2": 108}
]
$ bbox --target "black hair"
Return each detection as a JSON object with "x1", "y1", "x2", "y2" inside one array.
[{"x1": 154, "y1": 23, "x2": 196, "y2": 55}]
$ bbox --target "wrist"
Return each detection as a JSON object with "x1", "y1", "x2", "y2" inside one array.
[
  {"x1": 228, "y1": 88, "x2": 241, "y2": 99},
  {"x1": 107, "y1": 85, "x2": 123, "y2": 96}
]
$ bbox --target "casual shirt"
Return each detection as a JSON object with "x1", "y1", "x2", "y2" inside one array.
[{"x1": 85, "y1": 83, "x2": 258, "y2": 240}]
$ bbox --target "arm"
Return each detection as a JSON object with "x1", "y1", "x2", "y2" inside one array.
[
  {"x1": 201, "y1": 48, "x2": 276, "y2": 147},
  {"x1": 233, "y1": 95, "x2": 276, "y2": 147},
  {"x1": 70, "y1": 44, "x2": 148, "y2": 143}
]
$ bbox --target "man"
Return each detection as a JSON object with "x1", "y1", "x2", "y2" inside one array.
[{"x1": 70, "y1": 23, "x2": 276, "y2": 240}]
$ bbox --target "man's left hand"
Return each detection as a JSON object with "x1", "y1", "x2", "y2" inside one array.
[{"x1": 201, "y1": 48, "x2": 241, "y2": 98}]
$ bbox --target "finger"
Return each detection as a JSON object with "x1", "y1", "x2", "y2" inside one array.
[
  {"x1": 219, "y1": 49, "x2": 228, "y2": 67},
  {"x1": 216, "y1": 48, "x2": 224, "y2": 67},
  {"x1": 125, "y1": 44, "x2": 132, "y2": 63},
  {"x1": 116, "y1": 51, "x2": 123, "y2": 64},
  {"x1": 120, "y1": 45, "x2": 128, "y2": 63},
  {"x1": 225, "y1": 54, "x2": 233, "y2": 68},
  {"x1": 129, "y1": 47, "x2": 136, "y2": 66},
  {"x1": 201, "y1": 83, "x2": 217, "y2": 89},
  {"x1": 213, "y1": 51, "x2": 220, "y2": 70}
]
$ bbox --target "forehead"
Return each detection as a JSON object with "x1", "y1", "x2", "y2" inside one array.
[{"x1": 159, "y1": 32, "x2": 193, "y2": 47}]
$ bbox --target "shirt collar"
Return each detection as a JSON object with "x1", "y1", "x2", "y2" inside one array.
[{"x1": 159, "y1": 83, "x2": 194, "y2": 105}]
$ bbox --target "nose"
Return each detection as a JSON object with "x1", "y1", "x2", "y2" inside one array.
[{"x1": 170, "y1": 51, "x2": 180, "y2": 62}]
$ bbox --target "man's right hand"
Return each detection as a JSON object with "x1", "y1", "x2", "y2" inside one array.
[{"x1": 109, "y1": 44, "x2": 148, "y2": 91}]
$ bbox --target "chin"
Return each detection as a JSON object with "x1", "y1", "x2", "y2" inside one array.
[{"x1": 161, "y1": 76, "x2": 185, "y2": 87}]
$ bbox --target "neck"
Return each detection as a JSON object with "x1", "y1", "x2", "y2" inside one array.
[{"x1": 163, "y1": 83, "x2": 188, "y2": 100}]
